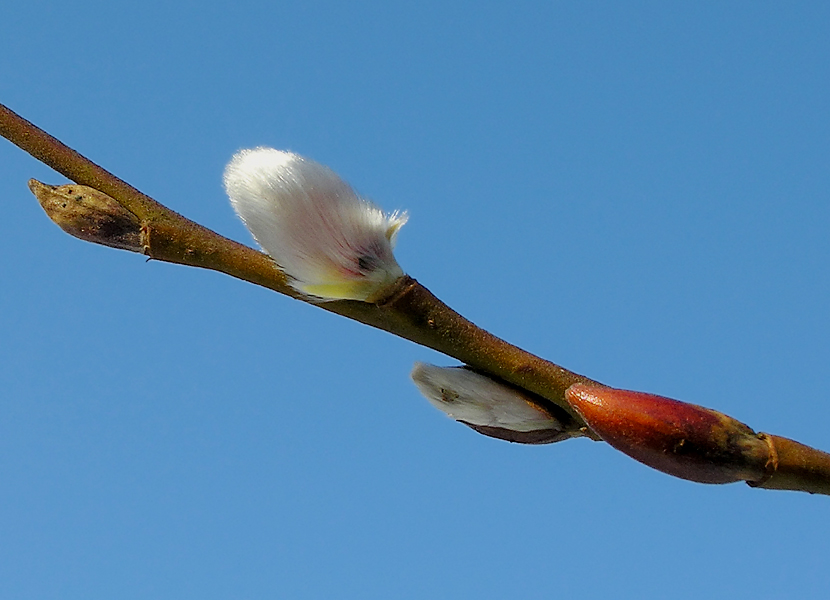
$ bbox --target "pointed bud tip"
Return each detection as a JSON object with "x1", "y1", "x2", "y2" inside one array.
[{"x1": 565, "y1": 384, "x2": 770, "y2": 484}]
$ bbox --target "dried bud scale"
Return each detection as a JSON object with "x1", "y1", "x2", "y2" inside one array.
[
  {"x1": 29, "y1": 180, "x2": 144, "y2": 252},
  {"x1": 411, "y1": 362, "x2": 579, "y2": 444},
  {"x1": 224, "y1": 148, "x2": 407, "y2": 302}
]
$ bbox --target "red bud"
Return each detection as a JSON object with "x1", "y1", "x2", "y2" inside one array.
[{"x1": 565, "y1": 384, "x2": 770, "y2": 484}]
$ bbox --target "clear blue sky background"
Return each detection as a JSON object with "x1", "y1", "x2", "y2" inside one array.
[{"x1": 2, "y1": 2, "x2": 829, "y2": 598}]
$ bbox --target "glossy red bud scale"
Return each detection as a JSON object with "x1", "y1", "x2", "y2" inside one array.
[{"x1": 566, "y1": 384, "x2": 770, "y2": 484}]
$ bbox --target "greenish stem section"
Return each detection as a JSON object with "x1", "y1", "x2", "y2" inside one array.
[{"x1": 750, "y1": 435, "x2": 830, "y2": 496}]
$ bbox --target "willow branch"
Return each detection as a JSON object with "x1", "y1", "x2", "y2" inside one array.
[
  {"x1": 0, "y1": 102, "x2": 595, "y2": 430},
  {"x1": 3, "y1": 101, "x2": 829, "y2": 495}
]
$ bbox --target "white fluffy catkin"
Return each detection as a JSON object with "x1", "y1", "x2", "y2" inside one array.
[
  {"x1": 410, "y1": 362, "x2": 564, "y2": 433},
  {"x1": 224, "y1": 148, "x2": 407, "y2": 301}
]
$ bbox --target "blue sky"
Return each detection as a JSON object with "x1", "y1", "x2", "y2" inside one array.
[{"x1": 2, "y1": 2, "x2": 829, "y2": 598}]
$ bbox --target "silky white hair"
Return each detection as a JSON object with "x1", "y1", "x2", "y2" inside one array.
[
  {"x1": 224, "y1": 148, "x2": 407, "y2": 301},
  {"x1": 410, "y1": 362, "x2": 564, "y2": 433}
]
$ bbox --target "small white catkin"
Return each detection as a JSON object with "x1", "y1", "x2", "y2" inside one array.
[
  {"x1": 224, "y1": 147, "x2": 408, "y2": 301},
  {"x1": 410, "y1": 362, "x2": 564, "y2": 434}
]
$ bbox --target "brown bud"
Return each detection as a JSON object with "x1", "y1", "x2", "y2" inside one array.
[
  {"x1": 565, "y1": 383, "x2": 771, "y2": 484},
  {"x1": 29, "y1": 179, "x2": 144, "y2": 252}
]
